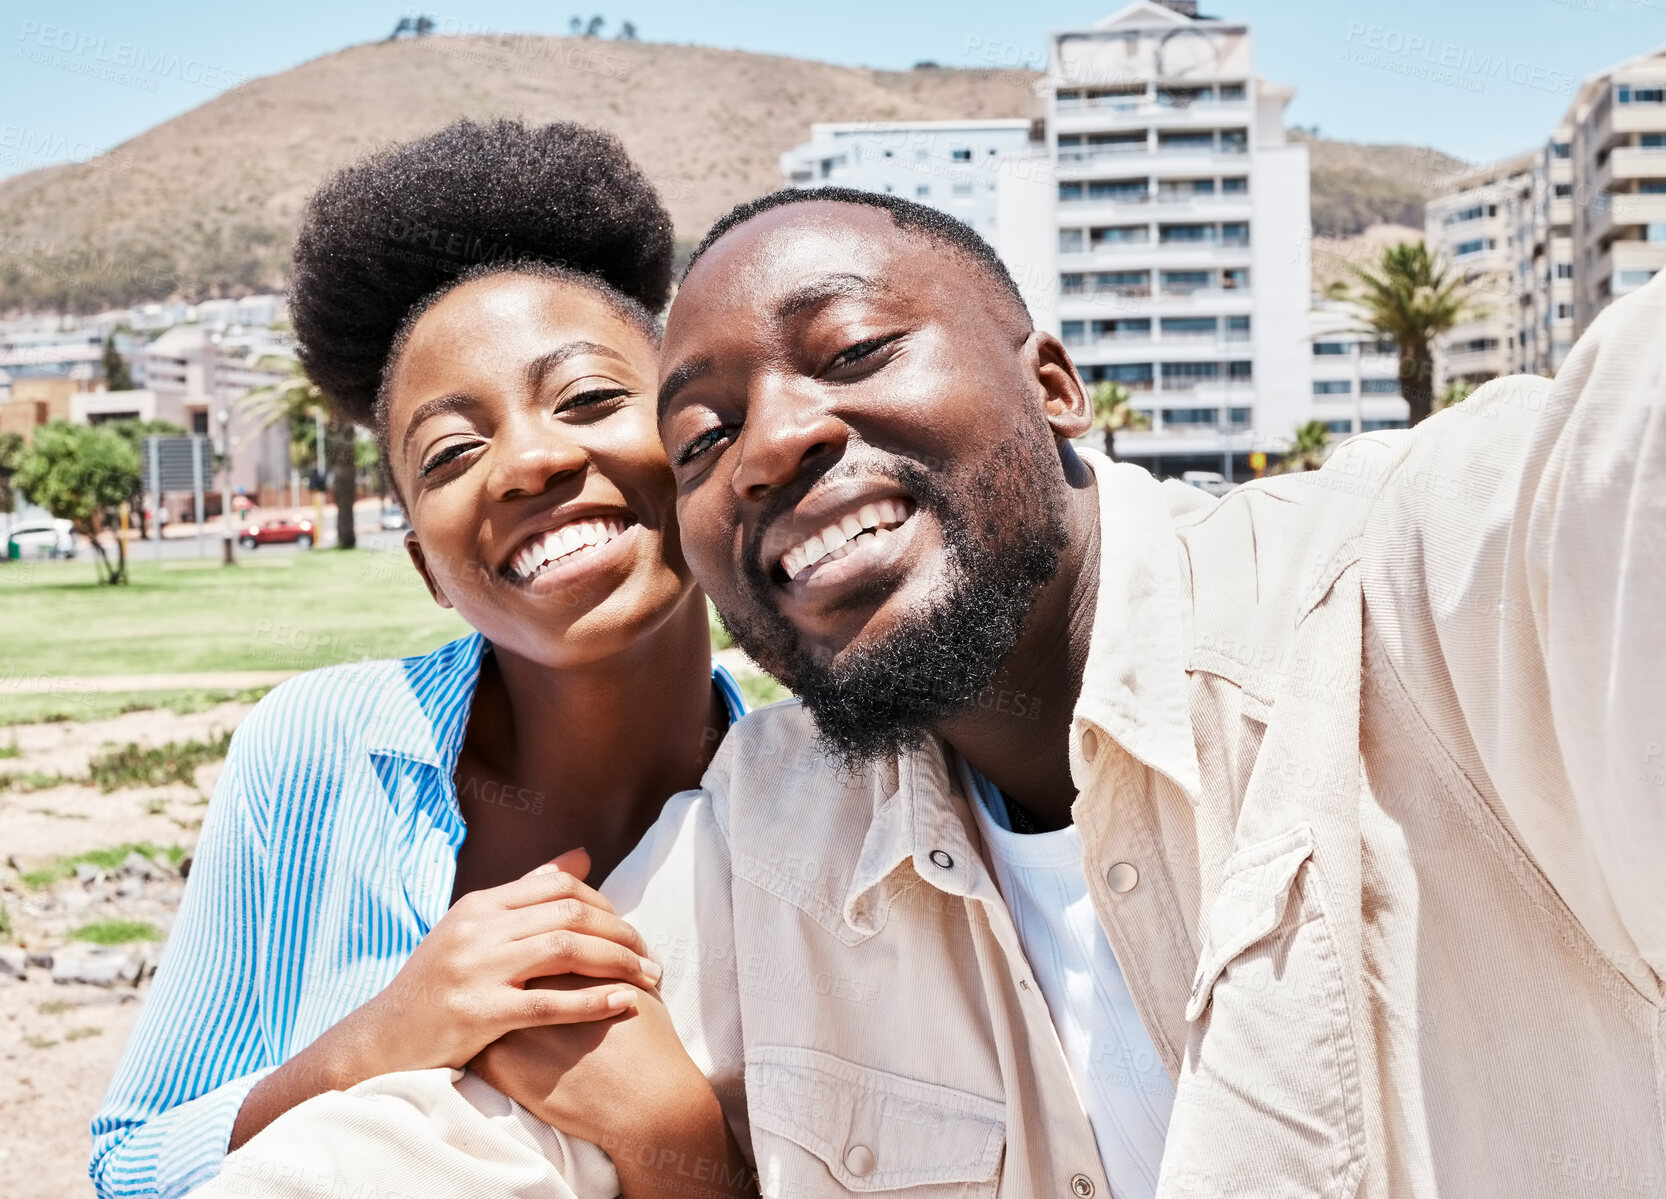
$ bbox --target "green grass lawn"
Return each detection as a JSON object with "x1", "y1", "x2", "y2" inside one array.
[{"x1": 0, "y1": 550, "x2": 469, "y2": 680}]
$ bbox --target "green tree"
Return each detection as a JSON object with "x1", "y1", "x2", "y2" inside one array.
[
  {"x1": 14, "y1": 421, "x2": 141, "y2": 584},
  {"x1": 1436, "y1": 379, "x2": 1476, "y2": 412},
  {"x1": 1089, "y1": 380, "x2": 1150, "y2": 461},
  {"x1": 102, "y1": 331, "x2": 133, "y2": 391},
  {"x1": 0, "y1": 431, "x2": 24, "y2": 518},
  {"x1": 241, "y1": 355, "x2": 358, "y2": 548},
  {"x1": 1342, "y1": 242, "x2": 1474, "y2": 427},
  {"x1": 1270, "y1": 420, "x2": 1332, "y2": 475}
]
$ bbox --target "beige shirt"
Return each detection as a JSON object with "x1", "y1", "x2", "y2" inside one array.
[{"x1": 204, "y1": 274, "x2": 1665, "y2": 1199}]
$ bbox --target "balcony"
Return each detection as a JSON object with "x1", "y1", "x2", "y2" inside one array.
[{"x1": 1609, "y1": 145, "x2": 1666, "y2": 183}]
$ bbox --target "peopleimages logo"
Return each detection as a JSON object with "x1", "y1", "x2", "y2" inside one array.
[
  {"x1": 1341, "y1": 22, "x2": 1579, "y2": 97},
  {"x1": 15, "y1": 20, "x2": 248, "y2": 91}
]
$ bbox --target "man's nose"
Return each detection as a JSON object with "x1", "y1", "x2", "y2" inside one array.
[
  {"x1": 731, "y1": 380, "x2": 847, "y2": 504},
  {"x1": 485, "y1": 422, "x2": 587, "y2": 502}
]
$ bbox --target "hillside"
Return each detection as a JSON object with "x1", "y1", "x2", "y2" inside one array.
[
  {"x1": 0, "y1": 35, "x2": 1463, "y2": 314},
  {"x1": 1293, "y1": 130, "x2": 1467, "y2": 236}
]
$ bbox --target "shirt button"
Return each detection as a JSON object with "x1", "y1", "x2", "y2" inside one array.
[
  {"x1": 1106, "y1": 862, "x2": 1139, "y2": 894},
  {"x1": 1071, "y1": 1174, "x2": 1096, "y2": 1197},
  {"x1": 1080, "y1": 727, "x2": 1101, "y2": 763},
  {"x1": 844, "y1": 1145, "x2": 875, "y2": 1176},
  {"x1": 929, "y1": 849, "x2": 954, "y2": 870}
]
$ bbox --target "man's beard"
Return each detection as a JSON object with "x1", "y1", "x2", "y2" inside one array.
[{"x1": 716, "y1": 427, "x2": 1071, "y2": 767}]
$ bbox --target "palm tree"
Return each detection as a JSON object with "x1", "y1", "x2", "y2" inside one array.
[
  {"x1": 1269, "y1": 420, "x2": 1331, "y2": 475},
  {"x1": 1343, "y1": 242, "x2": 1474, "y2": 427},
  {"x1": 239, "y1": 355, "x2": 357, "y2": 550},
  {"x1": 1089, "y1": 380, "x2": 1150, "y2": 461}
]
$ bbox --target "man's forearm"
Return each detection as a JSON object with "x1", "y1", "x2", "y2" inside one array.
[{"x1": 607, "y1": 1087, "x2": 756, "y2": 1199}]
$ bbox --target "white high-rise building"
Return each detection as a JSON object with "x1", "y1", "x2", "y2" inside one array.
[{"x1": 1045, "y1": 0, "x2": 1312, "y2": 478}]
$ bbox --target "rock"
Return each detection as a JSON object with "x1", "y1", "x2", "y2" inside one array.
[
  {"x1": 115, "y1": 878, "x2": 144, "y2": 901},
  {"x1": 52, "y1": 945, "x2": 143, "y2": 987},
  {"x1": 60, "y1": 888, "x2": 93, "y2": 912},
  {"x1": 0, "y1": 947, "x2": 26, "y2": 979},
  {"x1": 75, "y1": 863, "x2": 104, "y2": 886},
  {"x1": 25, "y1": 949, "x2": 53, "y2": 969},
  {"x1": 119, "y1": 851, "x2": 163, "y2": 880}
]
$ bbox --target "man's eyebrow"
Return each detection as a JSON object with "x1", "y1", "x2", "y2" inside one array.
[
  {"x1": 658, "y1": 357, "x2": 713, "y2": 422},
  {"x1": 399, "y1": 393, "x2": 476, "y2": 460},
  {"x1": 525, "y1": 341, "x2": 629, "y2": 392},
  {"x1": 774, "y1": 273, "x2": 879, "y2": 321}
]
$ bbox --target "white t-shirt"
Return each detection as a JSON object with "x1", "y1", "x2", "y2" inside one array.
[{"x1": 961, "y1": 758, "x2": 1174, "y2": 1199}]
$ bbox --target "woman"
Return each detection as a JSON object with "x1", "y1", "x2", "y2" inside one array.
[{"x1": 90, "y1": 119, "x2": 749, "y2": 1199}]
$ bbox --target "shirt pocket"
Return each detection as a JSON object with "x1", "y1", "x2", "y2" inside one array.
[
  {"x1": 747, "y1": 1045, "x2": 1005, "y2": 1196},
  {"x1": 1166, "y1": 823, "x2": 1366, "y2": 1199}
]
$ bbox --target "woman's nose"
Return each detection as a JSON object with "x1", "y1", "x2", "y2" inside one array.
[{"x1": 485, "y1": 425, "x2": 588, "y2": 503}]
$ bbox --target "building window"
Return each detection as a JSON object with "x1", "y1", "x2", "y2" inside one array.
[
  {"x1": 1158, "y1": 178, "x2": 1215, "y2": 198},
  {"x1": 1313, "y1": 341, "x2": 1349, "y2": 356},
  {"x1": 1095, "y1": 318, "x2": 1150, "y2": 340},
  {"x1": 1360, "y1": 379, "x2": 1400, "y2": 394},
  {"x1": 1161, "y1": 270, "x2": 1214, "y2": 294},
  {"x1": 191, "y1": 410, "x2": 211, "y2": 434},
  {"x1": 1618, "y1": 269, "x2": 1658, "y2": 287},
  {"x1": 1648, "y1": 222, "x2": 1666, "y2": 243},
  {"x1": 1444, "y1": 204, "x2": 1485, "y2": 225},
  {"x1": 1323, "y1": 419, "x2": 1354, "y2": 435},
  {"x1": 1060, "y1": 273, "x2": 1085, "y2": 295},
  {"x1": 1161, "y1": 317, "x2": 1218, "y2": 336},
  {"x1": 1458, "y1": 338, "x2": 1501, "y2": 353},
  {"x1": 916, "y1": 185, "x2": 930, "y2": 198},
  {"x1": 1556, "y1": 262, "x2": 1574, "y2": 278},
  {"x1": 1059, "y1": 229, "x2": 1085, "y2": 253},
  {"x1": 952, "y1": 148, "x2": 971, "y2": 162},
  {"x1": 1225, "y1": 315, "x2": 1251, "y2": 339},
  {"x1": 1222, "y1": 267, "x2": 1249, "y2": 289},
  {"x1": 1314, "y1": 380, "x2": 1353, "y2": 394},
  {"x1": 1093, "y1": 270, "x2": 1151, "y2": 295},
  {"x1": 1088, "y1": 179, "x2": 1149, "y2": 201},
  {"x1": 1157, "y1": 132, "x2": 1213, "y2": 153},
  {"x1": 1642, "y1": 133, "x2": 1666, "y2": 148},
  {"x1": 1161, "y1": 362, "x2": 1220, "y2": 388},
  {"x1": 1220, "y1": 128, "x2": 1248, "y2": 152},
  {"x1": 1161, "y1": 406, "x2": 1219, "y2": 424},
  {"x1": 1363, "y1": 419, "x2": 1407, "y2": 431},
  {"x1": 1220, "y1": 222, "x2": 1249, "y2": 246},
  {"x1": 1159, "y1": 223, "x2": 1213, "y2": 243},
  {"x1": 952, "y1": 183, "x2": 974, "y2": 198},
  {"x1": 1061, "y1": 321, "x2": 1086, "y2": 347},
  {"x1": 1455, "y1": 238, "x2": 1486, "y2": 256},
  {"x1": 1221, "y1": 176, "x2": 1248, "y2": 194},
  {"x1": 1227, "y1": 360, "x2": 1251, "y2": 380},
  {"x1": 1551, "y1": 142, "x2": 1571, "y2": 158},
  {"x1": 1219, "y1": 83, "x2": 1246, "y2": 101},
  {"x1": 915, "y1": 149, "x2": 929, "y2": 161},
  {"x1": 1087, "y1": 363, "x2": 1154, "y2": 388},
  {"x1": 1059, "y1": 182, "x2": 1084, "y2": 202},
  {"x1": 1553, "y1": 183, "x2": 1572, "y2": 198},
  {"x1": 1618, "y1": 84, "x2": 1666, "y2": 104},
  {"x1": 1093, "y1": 225, "x2": 1150, "y2": 245},
  {"x1": 1228, "y1": 406, "x2": 1252, "y2": 427}
]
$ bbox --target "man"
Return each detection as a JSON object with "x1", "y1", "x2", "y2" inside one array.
[{"x1": 652, "y1": 188, "x2": 1664, "y2": 1196}]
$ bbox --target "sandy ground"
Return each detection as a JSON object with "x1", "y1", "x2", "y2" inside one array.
[{"x1": 1, "y1": 700, "x2": 257, "y2": 1198}]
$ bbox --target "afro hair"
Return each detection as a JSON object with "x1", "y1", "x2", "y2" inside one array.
[
  {"x1": 289, "y1": 118, "x2": 674, "y2": 427},
  {"x1": 683, "y1": 186, "x2": 1032, "y2": 326}
]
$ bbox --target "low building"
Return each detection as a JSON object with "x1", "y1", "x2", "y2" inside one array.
[{"x1": 1307, "y1": 300, "x2": 1410, "y2": 436}]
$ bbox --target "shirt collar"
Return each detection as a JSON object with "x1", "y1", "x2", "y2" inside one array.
[
  {"x1": 363, "y1": 632, "x2": 489, "y2": 771},
  {"x1": 1072, "y1": 450, "x2": 1203, "y2": 805}
]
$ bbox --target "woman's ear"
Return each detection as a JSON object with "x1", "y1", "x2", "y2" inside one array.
[
  {"x1": 1030, "y1": 330, "x2": 1094, "y2": 440},
  {"x1": 405, "y1": 532, "x2": 453, "y2": 610}
]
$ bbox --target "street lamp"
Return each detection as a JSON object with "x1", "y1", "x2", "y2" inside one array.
[{"x1": 218, "y1": 408, "x2": 236, "y2": 565}]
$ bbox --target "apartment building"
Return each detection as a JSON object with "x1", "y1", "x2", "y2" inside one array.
[
  {"x1": 1044, "y1": 0, "x2": 1311, "y2": 478},
  {"x1": 1424, "y1": 153, "x2": 1534, "y2": 389},
  {"x1": 1431, "y1": 46, "x2": 1666, "y2": 384},
  {"x1": 1308, "y1": 300, "x2": 1410, "y2": 435}
]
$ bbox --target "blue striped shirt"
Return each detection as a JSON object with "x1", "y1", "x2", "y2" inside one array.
[{"x1": 89, "y1": 633, "x2": 746, "y2": 1198}]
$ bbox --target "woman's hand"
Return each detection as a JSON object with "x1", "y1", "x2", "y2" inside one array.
[
  {"x1": 360, "y1": 848, "x2": 662, "y2": 1073},
  {"x1": 230, "y1": 848, "x2": 659, "y2": 1149},
  {"x1": 472, "y1": 982, "x2": 755, "y2": 1198}
]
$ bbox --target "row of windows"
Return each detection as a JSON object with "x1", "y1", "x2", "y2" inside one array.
[
  {"x1": 1312, "y1": 379, "x2": 1403, "y2": 395},
  {"x1": 1313, "y1": 339, "x2": 1397, "y2": 356},
  {"x1": 1059, "y1": 223, "x2": 1250, "y2": 251},
  {"x1": 1059, "y1": 268, "x2": 1249, "y2": 295},
  {"x1": 1323, "y1": 419, "x2": 1409, "y2": 434},
  {"x1": 1077, "y1": 361, "x2": 1253, "y2": 386},
  {"x1": 1057, "y1": 177, "x2": 1249, "y2": 202},
  {"x1": 1454, "y1": 237, "x2": 1496, "y2": 256},
  {"x1": 1443, "y1": 204, "x2": 1497, "y2": 226},
  {"x1": 1056, "y1": 83, "x2": 1247, "y2": 107},
  {"x1": 1617, "y1": 84, "x2": 1665, "y2": 104},
  {"x1": 1057, "y1": 129, "x2": 1249, "y2": 155},
  {"x1": 1061, "y1": 315, "x2": 1251, "y2": 343}
]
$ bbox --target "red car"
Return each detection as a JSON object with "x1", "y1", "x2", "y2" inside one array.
[{"x1": 239, "y1": 517, "x2": 316, "y2": 550}]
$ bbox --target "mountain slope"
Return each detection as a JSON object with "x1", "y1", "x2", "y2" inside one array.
[{"x1": 0, "y1": 36, "x2": 1464, "y2": 313}]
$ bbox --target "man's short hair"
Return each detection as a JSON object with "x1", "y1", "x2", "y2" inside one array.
[{"x1": 683, "y1": 187, "x2": 1033, "y2": 327}]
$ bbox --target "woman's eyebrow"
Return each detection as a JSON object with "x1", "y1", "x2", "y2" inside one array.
[
  {"x1": 524, "y1": 341, "x2": 631, "y2": 391},
  {"x1": 400, "y1": 392, "x2": 475, "y2": 460}
]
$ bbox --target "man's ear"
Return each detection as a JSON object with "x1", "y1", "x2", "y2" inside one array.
[
  {"x1": 405, "y1": 532, "x2": 454, "y2": 610},
  {"x1": 1030, "y1": 330, "x2": 1094, "y2": 440}
]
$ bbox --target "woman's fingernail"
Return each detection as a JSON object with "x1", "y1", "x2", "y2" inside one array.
[
  {"x1": 607, "y1": 989, "x2": 637, "y2": 1011},
  {"x1": 531, "y1": 862, "x2": 562, "y2": 877},
  {"x1": 640, "y1": 957, "x2": 663, "y2": 983}
]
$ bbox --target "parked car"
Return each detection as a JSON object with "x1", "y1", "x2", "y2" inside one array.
[
  {"x1": 6, "y1": 518, "x2": 78, "y2": 559},
  {"x1": 1181, "y1": 470, "x2": 1236, "y2": 498},
  {"x1": 239, "y1": 517, "x2": 315, "y2": 549},
  {"x1": 380, "y1": 505, "x2": 409, "y2": 532}
]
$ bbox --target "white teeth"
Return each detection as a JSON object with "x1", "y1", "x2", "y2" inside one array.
[
  {"x1": 512, "y1": 517, "x2": 629, "y2": 580},
  {"x1": 778, "y1": 499, "x2": 912, "y2": 581}
]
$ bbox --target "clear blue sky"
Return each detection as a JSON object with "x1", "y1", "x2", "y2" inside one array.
[{"x1": 4, "y1": 0, "x2": 1663, "y2": 181}]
